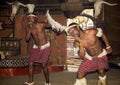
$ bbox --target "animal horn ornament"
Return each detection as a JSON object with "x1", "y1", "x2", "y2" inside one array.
[
  {"x1": 46, "y1": 10, "x2": 67, "y2": 32},
  {"x1": 26, "y1": 4, "x2": 35, "y2": 14},
  {"x1": 6, "y1": 1, "x2": 35, "y2": 21},
  {"x1": 88, "y1": 0, "x2": 117, "y2": 19},
  {"x1": 6, "y1": 1, "x2": 27, "y2": 21},
  {"x1": 46, "y1": 9, "x2": 94, "y2": 34}
]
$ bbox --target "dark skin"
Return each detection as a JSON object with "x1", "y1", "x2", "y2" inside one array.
[
  {"x1": 68, "y1": 26, "x2": 112, "y2": 79},
  {"x1": 26, "y1": 16, "x2": 50, "y2": 83}
]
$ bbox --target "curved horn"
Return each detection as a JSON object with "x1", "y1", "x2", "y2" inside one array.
[
  {"x1": 46, "y1": 9, "x2": 66, "y2": 32},
  {"x1": 18, "y1": 3, "x2": 26, "y2": 7},
  {"x1": 6, "y1": 2, "x2": 13, "y2": 5},
  {"x1": 102, "y1": 1, "x2": 117, "y2": 6},
  {"x1": 26, "y1": 4, "x2": 35, "y2": 14},
  {"x1": 94, "y1": 0, "x2": 117, "y2": 19}
]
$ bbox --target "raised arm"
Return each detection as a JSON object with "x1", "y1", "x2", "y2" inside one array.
[
  {"x1": 74, "y1": 40, "x2": 85, "y2": 59},
  {"x1": 78, "y1": 43, "x2": 85, "y2": 59}
]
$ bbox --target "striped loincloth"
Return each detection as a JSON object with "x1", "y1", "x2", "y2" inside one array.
[
  {"x1": 29, "y1": 42, "x2": 50, "y2": 63},
  {"x1": 78, "y1": 55, "x2": 109, "y2": 74}
]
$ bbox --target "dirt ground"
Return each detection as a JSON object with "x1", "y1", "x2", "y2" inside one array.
[{"x1": 0, "y1": 68, "x2": 120, "y2": 85}]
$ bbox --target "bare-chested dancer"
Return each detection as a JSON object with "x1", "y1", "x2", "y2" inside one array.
[
  {"x1": 67, "y1": 23, "x2": 112, "y2": 85},
  {"x1": 24, "y1": 14, "x2": 51, "y2": 85},
  {"x1": 46, "y1": 10, "x2": 112, "y2": 85}
]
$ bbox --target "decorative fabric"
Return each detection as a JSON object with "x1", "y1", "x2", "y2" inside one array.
[
  {"x1": 24, "y1": 82, "x2": 34, "y2": 85},
  {"x1": 29, "y1": 42, "x2": 50, "y2": 63},
  {"x1": 85, "y1": 49, "x2": 107, "y2": 60},
  {"x1": 78, "y1": 55, "x2": 109, "y2": 74},
  {"x1": 67, "y1": 16, "x2": 94, "y2": 30},
  {"x1": 74, "y1": 78, "x2": 87, "y2": 85},
  {"x1": 45, "y1": 82, "x2": 51, "y2": 85},
  {"x1": 0, "y1": 55, "x2": 28, "y2": 67},
  {"x1": 96, "y1": 28, "x2": 103, "y2": 37}
]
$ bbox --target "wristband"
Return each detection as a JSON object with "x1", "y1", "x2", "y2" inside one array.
[
  {"x1": 106, "y1": 46, "x2": 111, "y2": 49},
  {"x1": 78, "y1": 42, "x2": 82, "y2": 47}
]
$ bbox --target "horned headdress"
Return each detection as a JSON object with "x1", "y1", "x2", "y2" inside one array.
[
  {"x1": 46, "y1": 9, "x2": 94, "y2": 34},
  {"x1": 6, "y1": 1, "x2": 35, "y2": 21},
  {"x1": 46, "y1": 10, "x2": 67, "y2": 32}
]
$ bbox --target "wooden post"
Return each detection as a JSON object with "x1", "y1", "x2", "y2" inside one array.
[{"x1": 14, "y1": 8, "x2": 27, "y2": 55}]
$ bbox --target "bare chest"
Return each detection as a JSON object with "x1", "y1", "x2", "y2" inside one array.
[{"x1": 80, "y1": 36, "x2": 96, "y2": 48}]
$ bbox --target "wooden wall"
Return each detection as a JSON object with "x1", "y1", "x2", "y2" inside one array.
[
  {"x1": 105, "y1": 0, "x2": 120, "y2": 54},
  {"x1": 0, "y1": 17, "x2": 13, "y2": 37}
]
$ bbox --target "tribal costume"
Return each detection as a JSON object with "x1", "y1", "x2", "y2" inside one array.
[
  {"x1": 78, "y1": 49, "x2": 109, "y2": 73},
  {"x1": 78, "y1": 55, "x2": 108, "y2": 74},
  {"x1": 29, "y1": 42, "x2": 50, "y2": 63},
  {"x1": 74, "y1": 49, "x2": 109, "y2": 85},
  {"x1": 46, "y1": 10, "x2": 111, "y2": 85}
]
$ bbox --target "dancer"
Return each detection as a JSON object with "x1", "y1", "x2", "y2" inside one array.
[
  {"x1": 46, "y1": 10, "x2": 112, "y2": 85},
  {"x1": 24, "y1": 14, "x2": 51, "y2": 85},
  {"x1": 67, "y1": 23, "x2": 112, "y2": 85}
]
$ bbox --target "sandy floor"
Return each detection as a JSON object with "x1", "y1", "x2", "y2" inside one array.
[{"x1": 0, "y1": 68, "x2": 120, "y2": 85}]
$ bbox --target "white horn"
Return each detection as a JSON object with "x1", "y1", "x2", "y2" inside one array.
[
  {"x1": 26, "y1": 4, "x2": 35, "y2": 14},
  {"x1": 18, "y1": 3, "x2": 27, "y2": 7},
  {"x1": 6, "y1": 2, "x2": 13, "y2": 5},
  {"x1": 46, "y1": 9, "x2": 66, "y2": 32},
  {"x1": 94, "y1": 0, "x2": 117, "y2": 19},
  {"x1": 6, "y1": 1, "x2": 27, "y2": 21},
  {"x1": 102, "y1": 1, "x2": 117, "y2": 6}
]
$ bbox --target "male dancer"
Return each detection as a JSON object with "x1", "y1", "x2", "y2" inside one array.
[{"x1": 24, "y1": 14, "x2": 51, "y2": 85}]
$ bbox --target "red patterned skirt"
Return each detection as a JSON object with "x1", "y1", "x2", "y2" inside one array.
[
  {"x1": 78, "y1": 56, "x2": 109, "y2": 74},
  {"x1": 29, "y1": 46, "x2": 50, "y2": 64}
]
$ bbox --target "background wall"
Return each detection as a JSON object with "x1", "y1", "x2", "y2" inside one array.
[{"x1": 105, "y1": 0, "x2": 120, "y2": 54}]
